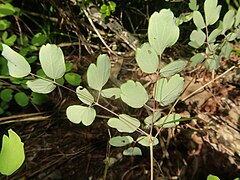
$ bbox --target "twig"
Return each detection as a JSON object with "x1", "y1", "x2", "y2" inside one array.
[{"x1": 182, "y1": 66, "x2": 236, "y2": 102}]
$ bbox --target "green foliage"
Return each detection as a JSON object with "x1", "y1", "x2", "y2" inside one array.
[
  {"x1": 207, "y1": 174, "x2": 220, "y2": 180},
  {"x1": 0, "y1": 129, "x2": 25, "y2": 176},
  {"x1": 100, "y1": 1, "x2": 116, "y2": 18},
  {"x1": 189, "y1": 0, "x2": 240, "y2": 71}
]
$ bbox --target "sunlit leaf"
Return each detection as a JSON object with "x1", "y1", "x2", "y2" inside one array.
[
  {"x1": 190, "y1": 53, "x2": 205, "y2": 67},
  {"x1": 148, "y1": 9, "x2": 179, "y2": 55},
  {"x1": 101, "y1": 88, "x2": 121, "y2": 99},
  {"x1": 160, "y1": 60, "x2": 186, "y2": 77},
  {"x1": 108, "y1": 114, "x2": 140, "y2": 133},
  {"x1": 66, "y1": 105, "x2": 96, "y2": 126},
  {"x1": 76, "y1": 86, "x2": 94, "y2": 105},
  {"x1": 136, "y1": 43, "x2": 159, "y2": 73},
  {"x1": 1, "y1": 44, "x2": 31, "y2": 78},
  {"x1": 87, "y1": 54, "x2": 111, "y2": 91},
  {"x1": 120, "y1": 80, "x2": 148, "y2": 108},
  {"x1": 207, "y1": 174, "x2": 220, "y2": 180},
  {"x1": 188, "y1": 0, "x2": 199, "y2": 11},
  {"x1": 235, "y1": 8, "x2": 240, "y2": 27},
  {"x1": 189, "y1": 29, "x2": 206, "y2": 48},
  {"x1": 154, "y1": 74, "x2": 184, "y2": 106},
  {"x1": 14, "y1": 92, "x2": 29, "y2": 107},
  {"x1": 27, "y1": 79, "x2": 56, "y2": 94},
  {"x1": 137, "y1": 136, "x2": 159, "y2": 147},
  {"x1": 193, "y1": 11, "x2": 205, "y2": 29},
  {"x1": 109, "y1": 136, "x2": 133, "y2": 147},
  {"x1": 208, "y1": 28, "x2": 222, "y2": 43},
  {"x1": 39, "y1": 44, "x2": 66, "y2": 79},
  {"x1": 204, "y1": 0, "x2": 221, "y2": 26},
  {"x1": 154, "y1": 113, "x2": 181, "y2": 128},
  {"x1": 0, "y1": 129, "x2": 25, "y2": 176},
  {"x1": 222, "y1": 10, "x2": 235, "y2": 34},
  {"x1": 0, "y1": 3, "x2": 17, "y2": 17}
]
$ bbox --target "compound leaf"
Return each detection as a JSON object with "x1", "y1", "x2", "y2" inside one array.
[
  {"x1": 136, "y1": 43, "x2": 159, "y2": 73},
  {"x1": 39, "y1": 44, "x2": 66, "y2": 79},
  {"x1": 0, "y1": 129, "x2": 25, "y2": 176},
  {"x1": 148, "y1": 9, "x2": 179, "y2": 55},
  {"x1": 154, "y1": 74, "x2": 184, "y2": 106},
  {"x1": 109, "y1": 136, "x2": 133, "y2": 147},
  {"x1": 66, "y1": 105, "x2": 96, "y2": 126},
  {"x1": 27, "y1": 79, "x2": 56, "y2": 94},
  {"x1": 108, "y1": 114, "x2": 140, "y2": 133},
  {"x1": 1, "y1": 44, "x2": 31, "y2": 78},
  {"x1": 120, "y1": 80, "x2": 148, "y2": 108}
]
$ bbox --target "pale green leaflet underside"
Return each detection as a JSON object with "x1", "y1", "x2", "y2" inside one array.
[
  {"x1": 136, "y1": 42, "x2": 159, "y2": 73},
  {"x1": 120, "y1": 80, "x2": 148, "y2": 108},
  {"x1": 160, "y1": 60, "x2": 186, "y2": 77},
  {"x1": 137, "y1": 136, "x2": 159, "y2": 147},
  {"x1": 39, "y1": 44, "x2": 66, "y2": 79},
  {"x1": 1, "y1": 44, "x2": 31, "y2": 78},
  {"x1": 66, "y1": 105, "x2": 96, "y2": 126},
  {"x1": 87, "y1": 54, "x2": 111, "y2": 91},
  {"x1": 154, "y1": 113, "x2": 181, "y2": 128},
  {"x1": 76, "y1": 86, "x2": 94, "y2": 105},
  {"x1": 108, "y1": 114, "x2": 140, "y2": 133},
  {"x1": 109, "y1": 136, "x2": 133, "y2": 147},
  {"x1": 0, "y1": 129, "x2": 25, "y2": 176},
  {"x1": 27, "y1": 79, "x2": 56, "y2": 94},
  {"x1": 101, "y1": 88, "x2": 121, "y2": 99},
  {"x1": 148, "y1": 9, "x2": 179, "y2": 55},
  {"x1": 123, "y1": 147, "x2": 142, "y2": 156},
  {"x1": 204, "y1": 0, "x2": 221, "y2": 26},
  {"x1": 154, "y1": 74, "x2": 184, "y2": 106}
]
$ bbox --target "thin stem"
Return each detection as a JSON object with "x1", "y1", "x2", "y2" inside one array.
[{"x1": 150, "y1": 140, "x2": 154, "y2": 180}]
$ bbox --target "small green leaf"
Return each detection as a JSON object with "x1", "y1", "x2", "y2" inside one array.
[
  {"x1": 120, "y1": 80, "x2": 148, "y2": 108},
  {"x1": 207, "y1": 174, "x2": 220, "y2": 180},
  {"x1": 0, "y1": 3, "x2": 17, "y2": 17},
  {"x1": 189, "y1": 0, "x2": 198, "y2": 11},
  {"x1": 137, "y1": 136, "x2": 159, "y2": 147},
  {"x1": 31, "y1": 92, "x2": 48, "y2": 105},
  {"x1": 1, "y1": 44, "x2": 31, "y2": 78},
  {"x1": 2, "y1": 32, "x2": 17, "y2": 46},
  {"x1": 160, "y1": 60, "x2": 186, "y2": 77},
  {"x1": 87, "y1": 54, "x2": 111, "y2": 91},
  {"x1": 109, "y1": 136, "x2": 133, "y2": 147},
  {"x1": 123, "y1": 147, "x2": 142, "y2": 156},
  {"x1": 154, "y1": 74, "x2": 184, "y2": 106},
  {"x1": 136, "y1": 43, "x2": 159, "y2": 73},
  {"x1": 204, "y1": 0, "x2": 221, "y2": 26},
  {"x1": 222, "y1": 10, "x2": 235, "y2": 34},
  {"x1": 190, "y1": 53, "x2": 205, "y2": 67},
  {"x1": 154, "y1": 113, "x2": 181, "y2": 128},
  {"x1": 14, "y1": 92, "x2": 29, "y2": 107},
  {"x1": 144, "y1": 111, "x2": 161, "y2": 125},
  {"x1": 226, "y1": 32, "x2": 237, "y2": 41},
  {"x1": 208, "y1": 28, "x2": 222, "y2": 43},
  {"x1": 39, "y1": 44, "x2": 66, "y2": 79},
  {"x1": 65, "y1": 62, "x2": 73, "y2": 72},
  {"x1": 76, "y1": 86, "x2": 94, "y2": 105},
  {"x1": 148, "y1": 9, "x2": 179, "y2": 55},
  {"x1": 0, "y1": 89, "x2": 13, "y2": 102},
  {"x1": 221, "y1": 42, "x2": 232, "y2": 58},
  {"x1": 101, "y1": 88, "x2": 121, "y2": 99},
  {"x1": 193, "y1": 11, "x2": 205, "y2": 29},
  {"x1": 27, "y1": 79, "x2": 56, "y2": 94},
  {"x1": 0, "y1": 19, "x2": 10, "y2": 31},
  {"x1": 64, "y1": 72, "x2": 81, "y2": 86},
  {"x1": 189, "y1": 29, "x2": 206, "y2": 48},
  {"x1": 108, "y1": 114, "x2": 140, "y2": 133},
  {"x1": 0, "y1": 129, "x2": 25, "y2": 176},
  {"x1": 31, "y1": 33, "x2": 47, "y2": 46},
  {"x1": 66, "y1": 105, "x2": 96, "y2": 126}
]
